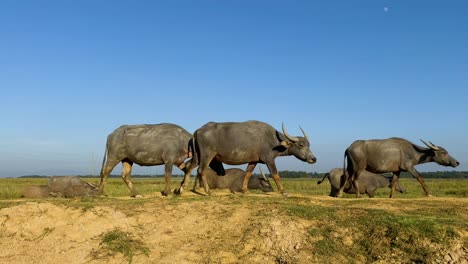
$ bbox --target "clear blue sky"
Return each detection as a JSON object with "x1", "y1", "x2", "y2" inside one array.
[{"x1": 1, "y1": 1, "x2": 467, "y2": 177}]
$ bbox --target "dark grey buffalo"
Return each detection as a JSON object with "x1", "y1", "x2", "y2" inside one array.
[
  {"x1": 192, "y1": 167, "x2": 274, "y2": 193},
  {"x1": 21, "y1": 176, "x2": 97, "y2": 198},
  {"x1": 339, "y1": 138, "x2": 459, "y2": 198},
  {"x1": 192, "y1": 120, "x2": 317, "y2": 196},
  {"x1": 98, "y1": 124, "x2": 197, "y2": 197},
  {"x1": 318, "y1": 168, "x2": 405, "y2": 197}
]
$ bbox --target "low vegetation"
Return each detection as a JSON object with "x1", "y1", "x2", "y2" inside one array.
[
  {"x1": 1, "y1": 176, "x2": 468, "y2": 199},
  {"x1": 92, "y1": 228, "x2": 149, "y2": 264},
  {"x1": 284, "y1": 200, "x2": 464, "y2": 263}
]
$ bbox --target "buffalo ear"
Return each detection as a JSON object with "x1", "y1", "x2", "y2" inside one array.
[{"x1": 281, "y1": 140, "x2": 292, "y2": 148}]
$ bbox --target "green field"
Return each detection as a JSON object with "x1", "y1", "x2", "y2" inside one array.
[{"x1": 1, "y1": 176, "x2": 467, "y2": 199}]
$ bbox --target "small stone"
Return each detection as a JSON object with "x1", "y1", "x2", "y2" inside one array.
[{"x1": 444, "y1": 254, "x2": 452, "y2": 262}]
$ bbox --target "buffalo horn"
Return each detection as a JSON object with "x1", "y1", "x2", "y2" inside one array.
[
  {"x1": 299, "y1": 126, "x2": 310, "y2": 142},
  {"x1": 428, "y1": 141, "x2": 440, "y2": 151},
  {"x1": 259, "y1": 167, "x2": 268, "y2": 181},
  {"x1": 282, "y1": 123, "x2": 299, "y2": 142},
  {"x1": 420, "y1": 139, "x2": 440, "y2": 151},
  {"x1": 87, "y1": 182, "x2": 98, "y2": 188}
]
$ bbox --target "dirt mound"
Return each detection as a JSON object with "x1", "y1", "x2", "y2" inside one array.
[
  {"x1": 1, "y1": 195, "x2": 466, "y2": 264},
  {"x1": 0, "y1": 199, "x2": 313, "y2": 264}
]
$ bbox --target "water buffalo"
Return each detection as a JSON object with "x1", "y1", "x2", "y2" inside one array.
[
  {"x1": 339, "y1": 138, "x2": 459, "y2": 198},
  {"x1": 98, "y1": 124, "x2": 198, "y2": 197},
  {"x1": 21, "y1": 176, "x2": 97, "y2": 198},
  {"x1": 193, "y1": 120, "x2": 317, "y2": 196},
  {"x1": 318, "y1": 168, "x2": 405, "y2": 197},
  {"x1": 48, "y1": 176, "x2": 98, "y2": 198},
  {"x1": 192, "y1": 167, "x2": 274, "y2": 193},
  {"x1": 21, "y1": 185, "x2": 63, "y2": 198}
]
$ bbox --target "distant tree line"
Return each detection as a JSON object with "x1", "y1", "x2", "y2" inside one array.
[{"x1": 17, "y1": 171, "x2": 468, "y2": 179}]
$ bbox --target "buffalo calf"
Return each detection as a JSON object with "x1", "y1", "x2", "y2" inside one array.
[
  {"x1": 193, "y1": 167, "x2": 274, "y2": 193},
  {"x1": 319, "y1": 168, "x2": 405, "y2": 198}
]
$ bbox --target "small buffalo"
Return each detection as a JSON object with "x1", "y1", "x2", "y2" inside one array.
[
  {"x1": 192, "y1": 167, "x2": 274, "y2": 193},
  {"x1": 21, "y1": 176, "x2": 98, "y2": 199},
  {"x1": 61, "y1": 184, "x2": 98, "y2": 198},
  {"x1": 48, "y1": 176, "x2": 98, "y2": 198},
  {"x1": 318, "y1": 168, "x2": 405, "y2": 197}
]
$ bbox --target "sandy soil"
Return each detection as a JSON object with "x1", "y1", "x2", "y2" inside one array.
[{"x1": 0, "y1": 192, "x2": 466, "y2": 264}]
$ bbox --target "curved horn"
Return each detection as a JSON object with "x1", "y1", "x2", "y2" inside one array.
[
  {"x1": 87, "y1": 182, "x2": 98, "y2": 188},
  {"x1": 428, "y1": 141, "x2": 440, "y2": 151},
  {"x1": 299, "y1": 126, "x2": 310, "y2": 142},
  {"x1": 259, "y1": 167, "x2": 268, "y2": 181},
  {"x1": 282, "y1": 123, "x2": 299, "y2": 142},
  {"x1": 420, "y1": 139, "x2": 440, "y2": 151}
]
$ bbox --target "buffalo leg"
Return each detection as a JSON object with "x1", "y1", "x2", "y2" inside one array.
[
  {"x1": 121, "y1": 160, "x2": 141, "y2": 197},
  {"x1": 351, "y1": 170, "x2": 363, "y2": 198},
  {"x1": 197, "y1": 153, "x2": 216, "y2": 195},
  {"x1": 191, "y1": 173, "x2": 200, "y2": 191},
  {"x1": 336, "y1": 169, "x2": 348, "y2": 197},
  {"x1": 176, "y1": 159, "x2": 198, "y2": 195},
  {"x1": 265, "y1": 162, "x2": 287, "y2": 196},
  {"x1": 407, "y1": 167, "x2": 431, "y2": 196},
  {"x1": 389, "y1": 172, "x2": 400, "y2": 198},
  {"x1": 338, "y1": 153, "x2": 354, "y2": 197},
  {"x1": 98, "y1": 158, "x2": 120, "y2": 195},
  {"x1": 241, "y1": 163, "x2": 257, "y2": 193},
  {"x1": 162, "y1": 162, "x2": 174, "y2": 196}
]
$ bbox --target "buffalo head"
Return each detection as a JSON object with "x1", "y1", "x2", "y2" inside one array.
[
  {"x1": 280, "y1": 123, "x2": 317, "y2": 164},
  {"x1": 420, "y1": 140, "x2": 459, "y2": 167}
]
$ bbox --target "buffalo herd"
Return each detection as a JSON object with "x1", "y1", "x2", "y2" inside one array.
[{"x1": 22, "y1": 120, "x2": 460, "y2": 199}]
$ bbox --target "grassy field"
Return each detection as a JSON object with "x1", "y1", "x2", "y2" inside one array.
[
  {"x1": 0, "y1": 176, "x2": 467, "y2": 263},
  {"x1": 1, "y1": 176, "x2": 467, "y2": 199}
]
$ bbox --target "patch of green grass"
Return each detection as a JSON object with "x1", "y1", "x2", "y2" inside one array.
[
  {"x1": 0, "y1": 201, "x2": 21, "y2": 209},
  {"x1": 355, "y1": 210, "x2": 460, "y2": 262},
  {"x1": 97, "y1": 229, "x2": 149, "y2": 264},
  {"x1": 308, "y1": 226, "x2": 339, "y2": 256},
  {"x1": 281, "y1": 200, "x2": 464, "y2": 263},
  {"x1": 284, "y1": 203, "x2": 337, "y2": 220},
  {"x1": 445, "y1": 189, "x2": 468, "y2": 197}
]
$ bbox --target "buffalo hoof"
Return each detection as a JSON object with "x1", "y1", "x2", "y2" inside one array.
[
  {"x1": 174, "y1": 187, "x2": 183, "y2": 195},
  {"x1": 282, "y1": 192, "x2": 290, "y2": 197},
  {"x1": 426, "y1": 194, "x2": 433, "y2": 197}
]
